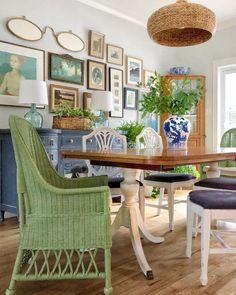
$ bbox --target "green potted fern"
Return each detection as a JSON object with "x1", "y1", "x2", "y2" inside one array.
[
  {"x1": 52, "y1": 102, "x2": 95, "y2": 130},
  {"x1": 116, "y1": 121, "x2": 146, "y2": 148}
]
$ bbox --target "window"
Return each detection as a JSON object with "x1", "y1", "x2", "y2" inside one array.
[{"x1": 219, "y1": 65, "x2": 236, "y2": 143}]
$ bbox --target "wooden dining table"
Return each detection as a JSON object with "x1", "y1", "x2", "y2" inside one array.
[{"x1": 61, "y1": 147, "x2": 236, "y2": 279}]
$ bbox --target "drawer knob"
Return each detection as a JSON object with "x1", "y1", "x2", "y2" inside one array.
[{"x1": 68, "y1": 139, "x2": 74, "y2": 143}]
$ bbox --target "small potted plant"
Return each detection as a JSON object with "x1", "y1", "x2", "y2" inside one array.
[
  {"x1": 52, "y1": 102, "x2": 95, "y2": 130},
  {"x1": 116, "y1": 120, "x2": 146, "y2": 148},
  {"x1": 139, "y1": 72, "x2": 204, "y2": 149}
]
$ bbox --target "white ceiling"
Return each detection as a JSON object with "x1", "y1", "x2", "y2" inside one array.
[{"x1": 76, "y1": 0, "x2": 236, "y2": 30}]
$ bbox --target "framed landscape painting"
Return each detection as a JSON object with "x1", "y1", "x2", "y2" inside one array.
[
  {"x1": 0, "y1": 40, "x2": 44, "y2": 107},
  {"x1": 126, "y1": 55, "x2": 143, "y2": 86},
  {"x1": 107, "y1": 44, "x2": 123, "y2": 66},
  {"x1": 109, "y1": 67, "x2": 123, "y2": 118},
  {"x1": 48, "y1": 53, "x2": 84, "y2": 85},
  {"x1": 88, "y1": 30, "x2": 105, "y2": 59},
  {"x1": 124, "y1": 87, "x2": 138, "y2": 110},
  {"x1": 87, "y1": 60, "x2": 106, "y2": 90},
  {"x1": 49, "y1": 84, "x2": 79, "y2": 112}
]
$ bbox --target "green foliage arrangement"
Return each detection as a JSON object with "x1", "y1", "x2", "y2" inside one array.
[
  {"x1": 171, "y1": 165, "x2": 200, "y2": 178},
  {"x1": 139, "y1": 72, "x2": 204, "y2": 117},
  {"x1": 55, "y1": 101, "x2": 95, "y2": 122},
  {"x1": 116, "y1": 121, "x2": 146, "y2": 144}
]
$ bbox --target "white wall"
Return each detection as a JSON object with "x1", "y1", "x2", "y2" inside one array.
[
  {"x1": 157, "y1": 26, "x2": 236, "y2": 148},
  {"x1": 0, "y1": 0, "x2": 164, "y2": 128}
]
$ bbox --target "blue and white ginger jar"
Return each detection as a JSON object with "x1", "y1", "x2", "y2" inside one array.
[{"x1": 163, "y1": 116, "x2": 191, "y2": 150}]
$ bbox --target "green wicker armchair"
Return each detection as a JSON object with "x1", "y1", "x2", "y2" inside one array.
[{"x1": 6, "y1": 115, "x2": 112, "y2": 295}]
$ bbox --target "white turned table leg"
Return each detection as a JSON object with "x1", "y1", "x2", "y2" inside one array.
[
  {"x1": 136, "y1": 207, "x2": 164, "y2": 243},
  {"x1": 206, "y1": 162, "x2": 220, "y2": 178},
  {"x1": 111, "y1": 168, "x2": 164, "y2": 279}
]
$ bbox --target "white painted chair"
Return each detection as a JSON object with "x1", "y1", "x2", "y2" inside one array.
[
  {"x1": 136, "y1": 127, "x2": 196, "y2": 231},
  {"x1": 83, "y1": 127, "x2": 144, "y2": 212},
  {"x1": 186, "y1": 190, "x2": 236, "y2": 286}
]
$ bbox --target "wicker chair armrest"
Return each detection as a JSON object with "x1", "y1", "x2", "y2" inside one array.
[
  {"x1": 54, "y1": 174, "x2": 108, "y2": 189},
  {"x1": 39, "y1": 160, "x2": 108, "y2": 189}
]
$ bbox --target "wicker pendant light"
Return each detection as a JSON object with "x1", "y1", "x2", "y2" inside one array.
[{"x1": 147, "y1": 0, "x2": 216, "y2": 47}]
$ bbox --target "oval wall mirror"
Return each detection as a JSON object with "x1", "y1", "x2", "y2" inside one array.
[
  {"x1": 56, "y1": 31, "x2": 85, "y2": 52},
  {"x1": 7, "y1": 17, "x2": 43, "y2": 41}
]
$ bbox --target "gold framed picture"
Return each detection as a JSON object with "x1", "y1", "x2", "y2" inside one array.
[
  {"x1": 126, "y1": 55, "x2": 143, "y2": 86},
  {"x1": 87, "y1": 60, "x2": 106, "y2": 90},
  {"x1": 107, "y1": 44, "x2": 123, "y2": 66},
  {"x1": 49, "y1": 84, "x2": 79, "y2": 112},
  {"x1": 48, "y1": 52, "x2": 84, "y2": 85},
  {"x1": 88, "y1": 30, "x2": 105, "y2": 59}
]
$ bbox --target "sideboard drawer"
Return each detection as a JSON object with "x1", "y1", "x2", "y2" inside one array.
[
  {"x1": 61, "y1": 135, "x2": 83, "y2": 148},
  {"x1": 44, "y1": 148, "x2": 58, "y2": 167},
  {"x1": 40, "y1": 135, "x2": 58, "y2": 148}
]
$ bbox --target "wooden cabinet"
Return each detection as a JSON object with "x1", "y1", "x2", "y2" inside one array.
[{"x1": 160, "y1": 75, "x2": 205, "y2": 148}]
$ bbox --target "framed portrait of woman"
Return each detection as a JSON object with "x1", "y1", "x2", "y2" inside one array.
[
  {"x1": 87, "y1": 60, "x2": 106, "y2": 90},
  {"x1": 0, "y1": 40, "x2": 45, "y2": 107}
]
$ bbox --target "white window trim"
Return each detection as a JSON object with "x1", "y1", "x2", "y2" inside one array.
[{"x1": 213, "y1": 57, "x2": 236, "y2": 149}]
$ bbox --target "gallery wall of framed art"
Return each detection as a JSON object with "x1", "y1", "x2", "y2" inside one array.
[{"x1": 0, "y1": 4, "x2": 158, "y2": 129}]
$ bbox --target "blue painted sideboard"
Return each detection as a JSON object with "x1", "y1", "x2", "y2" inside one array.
[{"x1": 0, "y1": 128, "x2": 90, "y2": 220}]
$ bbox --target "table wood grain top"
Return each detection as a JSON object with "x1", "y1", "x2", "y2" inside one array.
[{"x1": 61, "y1": 147, "x2": 236, "y2": 170}]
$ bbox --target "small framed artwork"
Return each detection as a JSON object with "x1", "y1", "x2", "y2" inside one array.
[
  {"x1": 126, "y1": 55, "x2": 143, "y2": 86},
  {"x1": 88, "y1": 30, "x2": 105, "y2": 59},
  {"x1": 48, "y1": 53, "x2": 84, "y2": 85},
  {"x1": 49, "y1": 84, "x2": 79, "y2": 112},
  {"x1": 0, "y1": 40, "x2": 45, "y2": 107},
  {"x1": 109, "y1": 67, "x2": 123, "y2": 118},
  {"x1": 87, "y1": 59, "x2": 106, "y2": 90},
  {"x1": 144, "y1": 69, "x2": 155, "y2": 86},
  {"x1": 83, "y1": 92, "x2": 92, "y2": 109},
  {"x1": 107, "y1": 44, "x2": 123, "y2": 66},
  {"x1": 124, "y1": 87, "x2": 138, "y2": 110}
]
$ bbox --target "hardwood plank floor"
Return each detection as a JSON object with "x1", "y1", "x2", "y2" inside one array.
[{"x1": 1, "y1": 191, "x2": 236, "y2": 295}]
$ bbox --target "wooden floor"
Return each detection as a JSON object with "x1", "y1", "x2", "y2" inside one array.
[{"x1": 1, "y1": 191, "x2": 236, "y2": 295}]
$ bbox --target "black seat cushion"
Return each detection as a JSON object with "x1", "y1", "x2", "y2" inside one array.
[
  {"x1": 71, "y1": 166, "x2": 88, "y2": 178},
  {"x1": 195, "y1": 177, "x2": 236, "y2": 190},
  {"x1": 144, "y1": 173, "x2": 195, "y2": 183},
  {"x1": 108, "y1": 177, "x2": 143, "y2": 188},
  {"x1": 189, "y1": 190, "x2": 236, "y2": 209},
  {"x1": 108, "y1": 177, "x2": 124, "y2": 188}
]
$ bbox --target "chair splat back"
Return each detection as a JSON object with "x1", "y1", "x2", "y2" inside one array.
[
  {"x1": 82, "y1": 127, "x2": 127, "y2": 177},
  {"x1": 136, "y1": 127, "x2": 163, "y2": 149},
  {"x1": 83, "y1": 127, "x2": 127, "y2": 151}
]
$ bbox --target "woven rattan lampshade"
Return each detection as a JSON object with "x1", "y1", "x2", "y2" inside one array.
[{"x1": 147, "y1": 0, "x2": 216, "y2": 47}]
